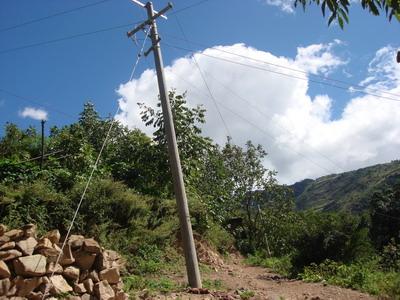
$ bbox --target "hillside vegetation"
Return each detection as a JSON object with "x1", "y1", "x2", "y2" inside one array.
[
  {"x1": 1, "y1": 93, "x2": 400, "y2": 298},
  {"x1": 293, "y1": 160, "x2": 400, "y2": 212}
]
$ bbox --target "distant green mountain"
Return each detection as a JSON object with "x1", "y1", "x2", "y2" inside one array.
[{"x1": 292, "y1": 160, "x2": 400, "y2": 213}]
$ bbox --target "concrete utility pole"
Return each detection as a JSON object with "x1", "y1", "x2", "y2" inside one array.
[
  {"x1": 127, "y1": 1, "x2": 202, "y2": 288},
  {"x1": 40, "y1": 119, "x2": 45, "y2": 170}
]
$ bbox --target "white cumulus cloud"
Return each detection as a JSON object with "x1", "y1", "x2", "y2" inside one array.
[
  {"x1": 295, "y1": 40, "x2": 346, "y2": 75},
  {"x1": 116, "y1": 42, "x2": 400, "y2": 184},
  {"x1": 19, "y1": 107, "x2": 48, "y2": 121},
  {"x1": 263, "y1": 0, "x2": 295, "y2": 13}
]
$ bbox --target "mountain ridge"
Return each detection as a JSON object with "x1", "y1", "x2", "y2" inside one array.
[{"x1": 291, "y1": 160, "x2": 400, "y2": 212}]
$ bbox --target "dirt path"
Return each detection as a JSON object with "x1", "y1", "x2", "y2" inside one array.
[{"x1": 139, "y1": 257, "x2": 375, "y2": 300}]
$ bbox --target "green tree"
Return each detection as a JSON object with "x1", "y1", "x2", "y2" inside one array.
[
  {"x1": 370, "y1": 182, "x2": 400, "y2": 249},
  {"x1": 139, "y1": 90, "x2": 213, "y2": 193},
  {"x1": 295, "y1": 0, "x2": 400, "y2": 28}
]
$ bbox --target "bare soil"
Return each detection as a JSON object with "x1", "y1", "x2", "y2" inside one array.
[{"x1": 137, "y1": 255, "x2": 376, "y2": 300}]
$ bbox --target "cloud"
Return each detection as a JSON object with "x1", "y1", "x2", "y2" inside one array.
[
  {"x1": 19, "y1": 107, "x2": 48, "y2": 121},
  {"x1": 263, "y1": 0, "x2": 295, "y2": 13},
  {"x1": 116, "y1": 42, "x2": 400, "y2": 184},
  {"x1": 295, "y1": 40, "x2": 346, "y2": 75}
]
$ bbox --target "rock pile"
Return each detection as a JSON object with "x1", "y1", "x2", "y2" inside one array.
[{"x1": 0, "y1": 224, "x2": 129, "y2": 300}]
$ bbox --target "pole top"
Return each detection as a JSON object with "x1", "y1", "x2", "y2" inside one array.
[{"x1": 130, "y1": 0, "x2": 170, "y2": 19}]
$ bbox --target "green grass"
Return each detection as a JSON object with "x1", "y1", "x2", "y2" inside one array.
[
  {"x1": 203, "y1": 279, "x2": 224, "y2": 290},
  {"x1": 246, "y1": 254, "x2": 292, "y2": 277},
  {"x1": 300, "y1": 259, "x2": 400, "y2": 298},
  {"x1": 239, "y1": 290, "x2": 255, "y2": 300}
]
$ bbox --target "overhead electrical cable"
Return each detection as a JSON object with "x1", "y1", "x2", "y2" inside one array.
[
  {"x1": 41, "y1": 26, "x2": 151, "y2": 300},
  {"x1": 0, "y1": 21, "x2": 142, "y2": 55},
  {"x1": 198, "y1": 69, "x2": 346, "y2": 173},
  {"x1": 0, "y1": 0, "x2": 213, "y2": 55},
  {"x1": 0, "y1": 88, "x2": 76, "y2": 120},
  {"x1": 162, "y1": 42, "x2": 400, "y2": 103},
  {"x1": 170, "y1": 0, "x2": 213, "y2": 15},
  {"x1": 163, "y1": 34, "x2": 400, "y2": 100},
  {"x1": 174, "y1": 15, "x2": 232, "y2": 139},
  {"x1": 0, "y1": 0, "x2": 113, "y2": 33},
  {"x1": 169, "y1": 67, "x2": 338, "y2": 175}
]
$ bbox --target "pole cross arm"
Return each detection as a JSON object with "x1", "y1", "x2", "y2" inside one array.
[{"x1": 127, "y1": 2, "x2": 173, "y2": 38}]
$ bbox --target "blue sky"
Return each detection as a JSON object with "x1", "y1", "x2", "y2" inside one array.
[{"x1": 1, "y1": 0, "x2": 400, "y2": 183}]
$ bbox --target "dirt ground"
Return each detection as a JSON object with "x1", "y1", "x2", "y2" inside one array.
[{"x1": 136, "y1": 255, "x2": 376, "y2": 300}]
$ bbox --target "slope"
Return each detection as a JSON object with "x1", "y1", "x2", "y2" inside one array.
[{"x1": 293, "y1": 160, "x2": 400, "y2": 213}]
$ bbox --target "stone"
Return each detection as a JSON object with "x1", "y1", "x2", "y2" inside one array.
[
  {"x1": 99, "y1": 268, "x2": 119, "y2": 284},
  {"x1": 46, "y1": 262, "x2": 63, "y2": 275},
  {"x1": 82, "y1": 238, "x2": 101, "y2": 254},
  {"x1": 81, "y1": 294, "x2": 91, "y2": 300},
  {"x1": 0, "y1": 249, "x2": 22, "y2": 261},
  {"x1": 16, "y1": 237, "x2": 37, "y2": 256},
  {"x1": 87, "y1": 270, "x2": 99, "y2": 283},
  {"x1": 59, "y1": 244, "x2": 75, "y2": 266},
  {"x1": 95, "y1": 249, "x2": 124, "y2": 271},
  {"x1": 13, "y1": 255, "x2": 47, "y2": 277},
  {"x1": 22, "y1": 224, "x2": 37, "y2": 238},
  {"x1": 115, "y1": 291, "x2": 129, "y2": 300},
  {"x1": 0, "y1": 235, "x2": 11, "y2": 246},
  {"x1": 74, "y1": 282, "x2": 87, "y2": 294},
  {"x1": 36, "y1": 244, "x2": 61, "y2": 261},
  {"x1": 79, "y1": 269, "x2": 89, "y2": 283},
  {"x1": 0, "y1": 224, "x2": 8, "y2": 236},
  {"x1": 66, "y1": 296, "x2": 81, "y2": 300},
  {"x1": 26, "y1": 291, "x2": 43, "y2": 300},
  {"x1": 0, "y1": 261, "x2": 11, "y2": 279},
  {"x1": 0, "y1": 241, "x2": 15, "y2": 251},
  {"x1": 0, "y1": 278, "x2": 11, "y2": 296},
  {"x1": 83, "y1": 278, "x2": 94, "y2": 294},
  {"x1": 4, "y1": 229, "x2": 24, "y2": 241},
  {"x1": 35, "y1": 238, "x2": 53, "y2": 251},
  {"x1": 74, "y1": 250, "x2": 96, "y2": 270},
  {"x1": 63, "y1": 266, "x2": 80, "y2": 282},
  {"x1": 94, "y1": 280, "x2": 115, "y2": 300},
  {"x1": 7, "y1": 280, "x2": 17, "y2": 297},
  {"x1": 44, "y1": 230, "x2": 60, "y2": 244},
  {"x1": 13, "y1": 276, "x2": 47, "y2": 297},
  {"x1": 49, "y1": 275, "x2": 73, "y2": 294},
  {"x1": 68, "y1": 235, "x2": 85, "y2": 250},
  {"x1": 111, "y1": 280, "x2": 123, "y2": 291}
]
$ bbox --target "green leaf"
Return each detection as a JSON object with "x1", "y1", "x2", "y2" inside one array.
[
  {"x1": 368, "y1": 0, "x2": 380, "y2": 15},
  {"x1": 338, "y1": 15, "x2": 344, "y2": 28},
  {"x1": 339, "y1": 8, "x2": 349, "y2": 23},
  {"x1": 328, "y1": 12, "x2": 336, "y2": 25}
]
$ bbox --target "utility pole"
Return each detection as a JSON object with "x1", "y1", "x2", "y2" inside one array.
[
  {"x1": 127, "y1": 1, "x2": 202, "y2": 288},
  {"x1": 40, "y1": 119, "x2": 45, "y2": 170}
]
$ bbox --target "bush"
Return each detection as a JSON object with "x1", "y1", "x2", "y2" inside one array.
[
  {"x1": 300, "y1": 259, "x2": 398, "y2": 296},
  {"x1": 246, "y1": 253, "x2": 292, "y2": 277},
  {"x1": 0, "y1": 180, "x2": 73, "y2": 233},
  {"x1": 291, "y1": 212, "x2": 374, "y2": 273}
]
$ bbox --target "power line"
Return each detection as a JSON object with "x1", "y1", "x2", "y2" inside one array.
[
  {"x1": 0, "y1": 88, "x2": 76, "y2": 120},
  {"x1": 170, "y1": 0, "x2": 213, "y2": 15},
  {"x1": 162, "y1": 34, "x2": 400, "y2": 100},
  {"x1": 174, "y1": 15, "x2": 232, "y2": 139},
  {"x1": 0, "y1": 0, "x2": 213, "y2": 55},
  {"x1": 169, "y1": 67, "x2": 338, "y2": 175},
  {"x1": 0, "y1": 0, "x2": 113, "y2": 33},
  {"x1": 0, "y1": 22, "x2": 141, "y2": 55},
  {"x1": 42, "y1": 19, "x2": 151, "y2": 296},
  {"x1": 162, "y1": 42, "x2": 400, "y2": 103},
  {"x1": 197, "y1": 68, "x2": 346, "y2": 173}
]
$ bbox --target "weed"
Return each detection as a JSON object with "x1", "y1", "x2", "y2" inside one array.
[{"x1": 239, "y1": 290, "x2": 255, "y2": 300}]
